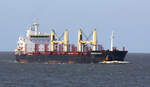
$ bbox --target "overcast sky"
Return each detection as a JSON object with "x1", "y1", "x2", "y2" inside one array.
[{"x1": 0, "y1": 0, "x2": 150, "y2": 53}]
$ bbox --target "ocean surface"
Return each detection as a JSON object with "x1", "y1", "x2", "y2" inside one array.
[{"x1": 0, "y1": 52, "x2": 150, "y2": 87}]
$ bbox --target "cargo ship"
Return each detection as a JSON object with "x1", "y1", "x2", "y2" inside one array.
[{"x1": 15, "y1": 21, "x2": 128, "y2": 64}]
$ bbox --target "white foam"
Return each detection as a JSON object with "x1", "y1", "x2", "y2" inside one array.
[{"x1": 99, "y1": 61, "x2": 129, "y2": 64}]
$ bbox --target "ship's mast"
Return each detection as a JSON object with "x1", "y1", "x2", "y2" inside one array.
[
  {"x1": 92, "y1": 29, "x2": 97, "y2": 51},
  {"x1": 78, "y1": 29, "x2": 82, "y2": 52},
  {"x1": 50, "y1": 29, "x2": 69, "y2": 52},
  {"x1": 110, "y1": 31, "x2": 114, "y2": 51},
  {"x1": 64, "y1": 29, "x2": 69, "y2": 52},
  {"x1": 77, "y1": 29, "x2": 97, "y2": 52},
  {"x1": 32, "y1": 20, "x2": 39, "y2": 35}
]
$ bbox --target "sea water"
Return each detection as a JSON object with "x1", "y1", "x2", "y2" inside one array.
[{"x1": 0, "y1": 52, "x2": 149, "y2": 87}]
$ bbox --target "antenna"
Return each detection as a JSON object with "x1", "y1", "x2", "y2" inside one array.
[
  {"x1": 32, "y1": 19, "x2": 39, "y2": 35},
  {"x1": 110, "y1": 31, "x2": 114, "y2": 51}
]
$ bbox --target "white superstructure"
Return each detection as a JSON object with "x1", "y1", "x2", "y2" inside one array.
[{"x1": 15, "y1": 21, "x2": 50, "y2": 54}]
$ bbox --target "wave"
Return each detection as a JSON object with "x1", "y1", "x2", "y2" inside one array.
[{"x1": 99, "y1": 61, "x2": 129, "y2": 64}]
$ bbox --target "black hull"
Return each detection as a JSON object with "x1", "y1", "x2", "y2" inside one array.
[{"x1": 15, "y1": 51, "x2": 128, "y2": 64}]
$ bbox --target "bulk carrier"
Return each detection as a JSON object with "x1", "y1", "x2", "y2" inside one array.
[{"x1": 15, "y1": 21, "x2": 128, "y2": 64}]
